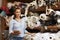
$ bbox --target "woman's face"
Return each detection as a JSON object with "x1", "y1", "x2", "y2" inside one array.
[{"x1": 14, "y1": 9, "x2": 21, "y2": 17}]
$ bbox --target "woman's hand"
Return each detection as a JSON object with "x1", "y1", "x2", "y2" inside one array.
[
  {"x1": 25, "y1": 32, "x2": 31, "y2": 35},
  {"x1": 11, "y1": 32, "x2": 15, "y2": 35},
  {"x1": 14, "y1": 30, "x2": 21, "y2": 35},
  {"x1": 11, "y1": 31, "x2": 21, "y2": 35}
]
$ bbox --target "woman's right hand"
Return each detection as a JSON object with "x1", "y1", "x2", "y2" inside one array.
[
  {"x1": 11, "y1": 31, "x2": 21, "y2": 35},
  {"x1": 13, "y1": 31, "x2": 21, "y2": 35},
  {"x1": 11, "y1": 32, "x2": 15, "y2": 35}
]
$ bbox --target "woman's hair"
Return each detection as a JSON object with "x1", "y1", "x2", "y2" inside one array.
[
  {"x1": 13, "y1": 7, "x2": 21, "y2": 19},
  {"x1": 14, "y1": 7, "x2": 21, "y2": 12}
]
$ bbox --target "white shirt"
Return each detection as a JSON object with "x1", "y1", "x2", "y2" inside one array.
[{"x1": 9, "y1": 17, "x2": 28, "y2": 37}]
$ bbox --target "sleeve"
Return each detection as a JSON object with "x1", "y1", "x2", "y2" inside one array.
[
  {"x1": 25, "y1": 30, "x2": 28, "y2": 33},
  {"x1": 9, "y1": 20, "x2": 14, "y2": 34},
  {"x1": 24, "y1": 20, "x2": 28, "y2": 33},
  {"x1": 22, "y1": 17, "x2": 28, "y2": 22}
]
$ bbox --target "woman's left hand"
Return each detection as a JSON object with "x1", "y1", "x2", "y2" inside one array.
[{"x1": 14, "y1": 30, "x2": 21, "y2": 35}]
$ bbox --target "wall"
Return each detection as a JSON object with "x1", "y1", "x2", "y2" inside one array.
[{"x1": 0, "y1": 0, "x2": 2, "y2": 7}]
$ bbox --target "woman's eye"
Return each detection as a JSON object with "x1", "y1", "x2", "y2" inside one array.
[{"x1": 16, "y1": 12, "x2": 20, "y2": 13}]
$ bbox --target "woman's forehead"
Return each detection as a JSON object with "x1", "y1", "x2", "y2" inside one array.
[{"x1": 16, "y1": 9, "x2": 21, "y2": 12}]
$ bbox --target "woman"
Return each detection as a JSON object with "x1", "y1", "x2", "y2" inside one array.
[{"x1": 9, "y1": 8, "x2": 30, "y2": 40}]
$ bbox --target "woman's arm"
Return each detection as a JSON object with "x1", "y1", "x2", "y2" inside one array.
[{"x1": 9, "y1": 20, "x2": 14, "y2": 34}]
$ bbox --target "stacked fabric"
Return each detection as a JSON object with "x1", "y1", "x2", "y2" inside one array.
[
  {"x1": 26, "y1": 16, "x2": 40, "y2": 29},
  {"x1": 24, "y1": 31, "x2": 60, "y2": 40}
]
